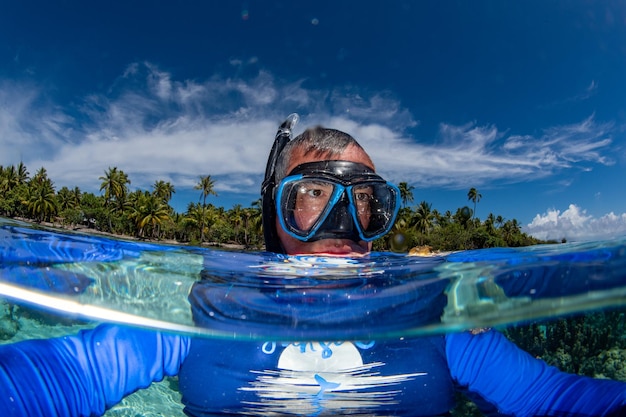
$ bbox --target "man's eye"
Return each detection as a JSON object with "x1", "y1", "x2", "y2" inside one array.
[
  {"x1": 307, "y1": 189, "x2": 323, "y2": 197},
  {"x1": 355, "y1": 192, "x2": 372, "y2": 202},
  {"x1": 298, "y1": 187, "x2": 325, "y2": 198}
]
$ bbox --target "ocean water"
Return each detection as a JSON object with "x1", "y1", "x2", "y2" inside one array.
[{"x1": 1, "y1": 216, "x2": 625, "y2": 416}]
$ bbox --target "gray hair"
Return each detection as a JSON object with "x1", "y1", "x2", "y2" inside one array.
[{"x1": 274, "y1": 126, "x2": 368, "y2": 183}]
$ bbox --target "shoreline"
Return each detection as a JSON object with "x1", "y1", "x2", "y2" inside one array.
[{"x1": 7, "y1": 216, "x2": 248, "y2": 251}]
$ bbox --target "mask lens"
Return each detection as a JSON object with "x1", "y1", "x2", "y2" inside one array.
[
  {"x1": 278, "y1": 178, "x2": 339, "y2": 237},
  {"x1": 350, "y1": 182, "x2": 399, "y2": 239}
]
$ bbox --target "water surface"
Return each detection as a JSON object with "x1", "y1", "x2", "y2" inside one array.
[{"x1": 1, "y1": 216, "x2": 625, "y2": 340}]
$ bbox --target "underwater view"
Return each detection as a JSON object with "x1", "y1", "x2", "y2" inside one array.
[{"x1": 1, "y1": 217, "x2": 625, "y2": 416}]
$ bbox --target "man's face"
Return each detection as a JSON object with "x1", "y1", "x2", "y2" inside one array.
[{"x1": 276, "y1": 144, "x2": 375, "y2": 256}]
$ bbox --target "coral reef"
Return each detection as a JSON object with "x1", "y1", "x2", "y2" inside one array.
[
  {"x1": 451, "y1": 308, "x2": 626, "y2": 417},
  {"x1": 504, "y1": 309, "x2": 626, "y2": 377}
]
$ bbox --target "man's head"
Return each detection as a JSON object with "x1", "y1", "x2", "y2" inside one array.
[
  {"x1": 262, "y1": 123, "x2": 400, "y2": 256},
  {"x1": 275, "y1": 127, "x2": 376, "y2": 255},
  {"x1": 273, "y1": 127, "x2": 374, "y2": 185}
]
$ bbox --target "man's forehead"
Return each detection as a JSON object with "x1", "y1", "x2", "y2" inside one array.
[{"x1": 287, "y1": 144, "x2": 375, "y2": 173}]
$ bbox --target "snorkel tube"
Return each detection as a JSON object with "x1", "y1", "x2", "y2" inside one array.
[{"x1": 261, "y1": 113, "x2": 299, "y2": 253}]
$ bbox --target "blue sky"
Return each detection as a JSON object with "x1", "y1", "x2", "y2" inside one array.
[{"x1": 1, "y1": 1, "x2": 625, "y2": 242}]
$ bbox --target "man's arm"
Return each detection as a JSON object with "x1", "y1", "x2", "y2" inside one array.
[
  {"x1": 446, "y1": 330, "x2": 626, "y2": 417},
  {"x1": 0, "y1": 323, "x2": 191, "y2": 416}
]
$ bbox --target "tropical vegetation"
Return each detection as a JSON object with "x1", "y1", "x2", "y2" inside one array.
[
  {"x1": 0, "y1": 162, "x2": 545, "y2": 250},
  {"x1": 376, "y1": 182, "x2": 543, "y2": 253}
]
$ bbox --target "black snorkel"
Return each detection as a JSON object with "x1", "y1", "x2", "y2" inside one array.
[{"x1": 261, "y1": 113, "x2": 299, "y2": 253}]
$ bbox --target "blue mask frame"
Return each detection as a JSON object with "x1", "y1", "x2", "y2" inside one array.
[{"x1": 275, "y1": 161, "x2": 401, "y2": 242}]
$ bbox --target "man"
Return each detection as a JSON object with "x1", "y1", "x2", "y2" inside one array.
[
  {"x1": 266, "y1": 118, "x2": 392, "y2": 256},
  {"x1": 1, "y1": 116, "x2": 625, "y2": 416}
]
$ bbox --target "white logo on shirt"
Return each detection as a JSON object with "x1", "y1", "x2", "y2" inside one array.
[{"x1": 239, "y1": 341, "x2": 426, "y2": 415}]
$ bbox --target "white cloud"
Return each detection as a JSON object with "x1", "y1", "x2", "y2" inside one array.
[
  {"x1": 0, "y1": 62, "x2": 618, "y2": 204},
  {"x1": 359, "y1": 115, "x2": 614, "y2": 189},
  {"x1": 524, "y1": 204, "x2": 626, "y2": 242},
  {"x1": 0, "y1": 81, "x2": 76, "y2": 162}
]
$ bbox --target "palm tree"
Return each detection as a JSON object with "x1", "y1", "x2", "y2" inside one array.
[
  {"x1": 495, "y1": 215, "x2": 504, "y2": 229},
  {"x1": 16, "y1": 162, "x2": 29, "y2": 184},
  {"x1": 99, "y1": 167, "x2": 117, "y2": 206},
  {"x1": 153, "y1": 180, "x2": 175, "y2": 204},
  {"x1": 26, "y1": 179, "x2": 57, "y2": 222},
  {"x1": 0, "y1": 166, "x2": 10, "y2": 193},
  {"x1": 241, "y1": 207, "x2": 256, "y2": 246},
  {"x1": 248, "y1": 198, "x2": 264, "y2": 244},
  {"x1": 56, "y1": 187, "x2": 74, "y2": 211},
  {"x1": 398, "y1": 182, "x2": 415, "y2": 208},
  {"x1": 195, "y1": 175, "x2": 217, "y2": 206},
  {"x1": 1, "y1": 162, "x2": 29, "y2": 193},
  {"x1": 413, "y1": 200, "x2": 434, "y2": 234},
  {"x1": 0, "y1": 165, "x2": 21, "y2": 192},
  {"x1": 229, "y1": 204, "x2": 245, "y2": 244},
  {"x1": 99, "y1": 167, "x2": 131, "y2": 231},
  {"x1": 99, "y1": 167, "x2": 131, "y2": 207},
  {"x1": 432, "y1": 209, "x2": 444, "y2": 229},
  {"x1": 183, "y1": 202, "x2": 202, "y2": 240},
  {"x1": 485, "y1": 213, "x2": 496, "y2": 233},
  {"x1": 194, "y1": 175, "x2": 217, "y2": 243},
  {"x1": 184, "y1": 202, "x2": 217, "y2": 244},
  {"x1": 130, "y1": 191, "x2": 171, "y2": 238},
  {"x1": 70, "y1": 187, "x2": 82, "y2": 208},
  {"x1": 56, "y1": 186, "x2": 82, "y2": 227},
  {"x1": 31, "y1": 167, "x2": 49, "y2": 186},
  {"x1": 454, "y1": 206, "x2": 473, "y2": 227},
  {"x1": 501, "y1": 219, "x2": 522, "y2": 246},
  {"x1": 467, "y1": 187, "x2": 482, "y2": 219}
]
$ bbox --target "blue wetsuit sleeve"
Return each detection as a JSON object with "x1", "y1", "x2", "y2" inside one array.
[
  {"x1": 446, "y1": 330, "x2": 626, "y2": 417},
  {"x1": 0, "y1": 323, "x2": 191, "y2": 417}
]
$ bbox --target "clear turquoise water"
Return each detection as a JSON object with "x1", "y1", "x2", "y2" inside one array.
[{"x1": 1, "y1": 216, "x2": 625, "y2": 415}]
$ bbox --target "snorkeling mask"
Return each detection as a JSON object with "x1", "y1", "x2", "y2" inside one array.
[
  {"x1": 261, "y1": 114, "x2": 400, "y2": 252},
  {"x1": 276, "y1": 160, "x2": 400, "y2": 243}
]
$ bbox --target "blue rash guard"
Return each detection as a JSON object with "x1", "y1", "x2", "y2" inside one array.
[{"x1": 0, "y1": 324, "x2": 625, "y2": 416}]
